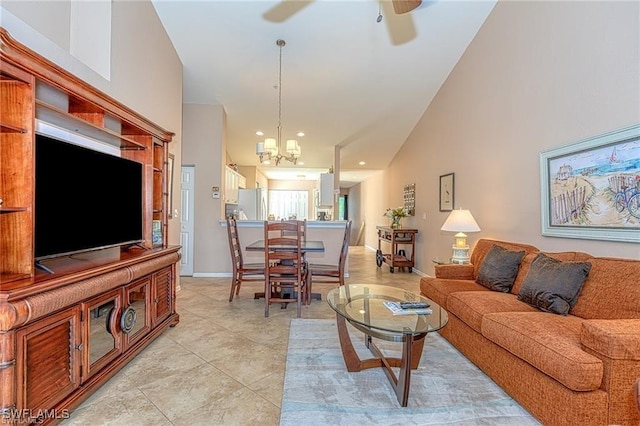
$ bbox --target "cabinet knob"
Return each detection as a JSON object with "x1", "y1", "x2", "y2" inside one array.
[
  {"x1": 120, "y1": 306, "x2": 137, "y2": 334},
  {"x1": 76, "y1": 344, "x2": 83, "y2": 351}
]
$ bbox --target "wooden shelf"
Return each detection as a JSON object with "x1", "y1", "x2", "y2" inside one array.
[
  {"x1": 0, "y1": 207, "x2": 28, "y2": 213},
  {"x1": 0, "y1": 122, "x2": 27, "y2": 133},
  {"x1": 0, "y1": 271, "x2": 31, "y2": 284},
  {"x1": 36, "y1": 100, "x2": 147, "y2": 150}
]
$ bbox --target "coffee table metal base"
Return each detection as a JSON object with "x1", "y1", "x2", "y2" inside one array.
[{"x1": 335, "y1": 313, "x2": 427, "y2": 407}]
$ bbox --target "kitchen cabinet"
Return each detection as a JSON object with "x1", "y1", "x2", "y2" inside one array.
[
  {"x1": 318, "y1": 173, "x2": 334, "y2": 207},
  {"x1": 225, "y1": 166, "x2": 246, "y2": 204}
]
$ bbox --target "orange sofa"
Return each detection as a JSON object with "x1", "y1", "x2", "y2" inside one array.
[{"x1": 420, "y1": 238, "x2": 640, "y2": 426}]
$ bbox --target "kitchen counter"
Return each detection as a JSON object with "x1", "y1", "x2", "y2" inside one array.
[{"x1": 222, "y1": 220, "x2": 347, "y2": 228}]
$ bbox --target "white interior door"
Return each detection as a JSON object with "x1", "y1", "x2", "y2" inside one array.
[{"x1": 180, "y1": 166, "x2": 195, "y2": 276}]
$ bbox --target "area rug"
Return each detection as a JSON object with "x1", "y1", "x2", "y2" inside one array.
[{"x1": 280, "y1": 319, "x2": 540, "y2": 425}]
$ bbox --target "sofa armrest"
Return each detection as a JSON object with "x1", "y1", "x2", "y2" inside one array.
[
  {"x1": 434, "y1": 264, "x2": 475, "y2": 280},
  {"x1": 581, "y1": 319, "x2": 640, "y2": 360}
]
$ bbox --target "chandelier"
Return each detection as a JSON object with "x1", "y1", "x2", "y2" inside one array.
[{"x1": 256, "y1": 39, "x2": 301, "y2": 165}]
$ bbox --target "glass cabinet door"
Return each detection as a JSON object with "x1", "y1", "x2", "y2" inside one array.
[
  {"x1": 123, "y1": 278, "x2": 151, "y2": 348},
  {"x1": 82, "y1": 289, "x2": 122, "y2": 381}
]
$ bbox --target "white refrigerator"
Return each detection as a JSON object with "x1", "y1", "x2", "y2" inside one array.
[{"x1": 238, "y1": 188, "x2": 267, "y2": 220}]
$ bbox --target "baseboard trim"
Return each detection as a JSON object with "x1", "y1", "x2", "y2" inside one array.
[{"x1": 191, "y1": 272, "x2": 232, "y2": 278}]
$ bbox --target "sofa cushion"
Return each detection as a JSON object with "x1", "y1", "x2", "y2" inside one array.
[
  {"x1": 469, "y1": 239, "x2": 539, "y2": 280},
  {"x1": 419, "y1": 277, "x2": 489, "y2": 310},
  {"x1": 581, "y1": 320, "x2": 640, "y2": 360},
  {"x1": 476, "y1": 244, "x2": 525, "y2": 292},
  {"x1": 517, "y1": 253, "x2": 591, "y2": 315},
  {"x1": 511, "y1": 251, "x2": 592, "y2": 295},
  {"x1": 434, "y1": 263, "x2": 475, "y2": 280},
  {"x1": 482, "y1": 312, "x2": 603, "y2": 391},
  {"x1": 447, "y1": 291, "x2": 537, "y2": 332},
  {"x1": 571, "y1": 257, "x2": 640, "y2": 320}
]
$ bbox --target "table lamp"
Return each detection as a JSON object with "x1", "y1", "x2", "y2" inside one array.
[{"x1": 440, "y1": 209, "x2": 481, "y2": 264}]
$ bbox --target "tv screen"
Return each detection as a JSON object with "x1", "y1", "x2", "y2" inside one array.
[{"x1": 35, "y1": 133, "x2": 144, "y2": 260}]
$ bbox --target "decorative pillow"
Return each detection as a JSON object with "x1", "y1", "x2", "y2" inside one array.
[
  {"x1": 475, "y1": 245, "x2": 526, "y2": 292},
  {"x1": 517, "y1": 253, "x2": 592, "y2": 315}
]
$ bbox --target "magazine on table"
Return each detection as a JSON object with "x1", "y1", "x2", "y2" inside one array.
[{"x1": 383, "y1": 301, "x2": 432, "y2": 315}]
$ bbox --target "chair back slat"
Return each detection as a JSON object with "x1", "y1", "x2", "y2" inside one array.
[
  {"x1": 226, "y1": 218, "x2": 264, "y2": 302},
  {"x1": 308, "y1": 220, "x2": 351, "y2": 288},
  {"x1": 263, "y1": 220, "x2": 307, "y2": 317},
  {"x1": 338, "y1": 220, "x2": 352, "y2": 275},
  {"x1": 227, "y1": 218, "x2": 244, "y2": 271}
]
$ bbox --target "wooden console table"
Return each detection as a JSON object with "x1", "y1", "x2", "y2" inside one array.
[{"x1": 375, "y1": 226, "x2": 418, "y2": 273}]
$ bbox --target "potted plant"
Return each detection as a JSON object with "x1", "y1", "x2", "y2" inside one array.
[{"x1": 384, "y1": 207, "x2": 407, "y2": 229}]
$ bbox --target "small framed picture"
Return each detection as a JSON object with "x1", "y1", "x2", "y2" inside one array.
[
  {"x1": 439, "y1": 173, "x2": 454, "y2": 212},
  {"x1": 152, "y1": 220, "x2": 163, "y2": 245}
]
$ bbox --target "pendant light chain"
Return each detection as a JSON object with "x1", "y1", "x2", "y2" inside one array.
[
  {"x1": 277, "y1": 39, "x2": 283, "y2": 153},
  {"x1": 255, "y1": 39, "x2": 301, "y2": 165}
]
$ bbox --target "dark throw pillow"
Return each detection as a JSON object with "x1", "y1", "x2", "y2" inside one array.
[
  {"x1": 517, "y1": 253, "x2": 592, "y2": 315},
  {"x1": 475, "y1": 245, "x2": 526, "y2": 292}
]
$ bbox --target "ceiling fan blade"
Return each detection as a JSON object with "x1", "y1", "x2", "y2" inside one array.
[
  {"x1": 382, "y1": 1, "x2": 418, "y2": 45},
  {"x1": 263, "y1": 0, "x2": 315, "y2": 23},
  {"x1": 392, "y1": 0, "x2": 422, "y2": 15}
]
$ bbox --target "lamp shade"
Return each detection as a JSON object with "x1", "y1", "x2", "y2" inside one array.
[
  {"x1": 285, "y1": 139, "x2": 298, "y2": 154},
  {"x1": 264, "y1": 138, "x2": 278, "y2": 155},
  {"x1": 441, "y1": 209, "x2": 481, "y2": 233}
]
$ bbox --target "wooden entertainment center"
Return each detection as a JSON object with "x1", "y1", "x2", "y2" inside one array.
[{"x1": 0, "y1": 28, "x2": 180, "y2": 424}]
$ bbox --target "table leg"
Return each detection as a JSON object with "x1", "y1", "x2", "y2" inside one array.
[
  {"x1": 397, "y1": 333, "x2": 413, "y2": 406},
  {"x1": 335, "y1": 313, "x2": 383, "y2": 372},
  {"x1": 334, "y1": 313, "x2": 428, "y2": 407}
]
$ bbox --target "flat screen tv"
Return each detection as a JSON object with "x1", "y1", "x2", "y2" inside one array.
[{"x1": 35, "y1": 133, "x2": 144, "y2": 260}]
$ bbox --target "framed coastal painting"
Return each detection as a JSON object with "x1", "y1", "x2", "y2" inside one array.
[
  {"x1": 540, "y1": 124, "x2": 640, "y2": 243},
  {"x1": 439, "y1": 173, "x2": 454, "y2": 212}
]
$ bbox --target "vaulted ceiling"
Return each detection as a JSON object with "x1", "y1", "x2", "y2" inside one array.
[{"x1": 152, "y1": 0, "x2": 496, "y2": 185}]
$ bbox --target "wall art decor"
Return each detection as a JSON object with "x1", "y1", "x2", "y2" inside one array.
[
  {"x1": 439, "y1": 173, "x2": 454, "y2": 212},
  {"x1": 403, "y1": 183, "x2": 415, "y2": 216},
  {"x1": 540, "y1": 124, "x2": 640, "y2": 243}
]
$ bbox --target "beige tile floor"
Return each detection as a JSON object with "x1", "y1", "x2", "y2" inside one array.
[{"x1": 64, "y1": 246, "x2": 423, "y2": 425}]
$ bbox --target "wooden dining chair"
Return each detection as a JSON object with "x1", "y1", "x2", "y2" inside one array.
[
  {"x1": 264, "y1": 220, "x2": 308, "y2": 317},
  {"x1": 226, "y1": 218, "x2": 265, "y2": 302},
  {"x1": 308, "y1": 220, "x2": 351, "y2": 299},
  {"x1": 280, "y1": 218, "x2": 306, "y2": 241}
]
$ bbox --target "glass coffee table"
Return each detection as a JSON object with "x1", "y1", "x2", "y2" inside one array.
[{"x1": 326, "y1": 284, "x2": 448, "y2": 407}]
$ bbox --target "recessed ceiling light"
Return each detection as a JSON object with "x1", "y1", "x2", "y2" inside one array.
[
  {"x1": 263, "y1": 160, "x2": 270, "y2": 165},
  {"x1": 297, "y1": 132, "x2": 305, "y2": 137},
  {"x1": 298, "y1": 161, "x2": 304, "y2": 165},
  {"x1": 359, "y1": 161, "x2": 366, "y2": 166},
  {"x1": 256, "y1": 131, "x2": 264, "y2": 136}
]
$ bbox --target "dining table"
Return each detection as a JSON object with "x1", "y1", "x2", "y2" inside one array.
[
  {"x1": 246, "y1": 239, "x2": 325, "y2": 303},
  {"x1": 245, "y1": 240, "x2": 325, "y2": 253}
]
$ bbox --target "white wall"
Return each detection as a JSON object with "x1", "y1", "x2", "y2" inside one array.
[
  {"x1": 360, "y1": 0, "x2": 640, "y2": 275},
  {"x1": 182, "y1": 103, "x2": 229, "y2": 276}
]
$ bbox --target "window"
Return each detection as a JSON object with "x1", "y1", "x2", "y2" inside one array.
[
  {"x1": 338, "y1": 195, "x2": 348, "y2": 220},
  {"x1": 268, "y1": 190, "x2": 309, "y2": 220}
]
